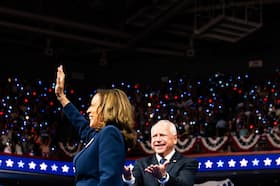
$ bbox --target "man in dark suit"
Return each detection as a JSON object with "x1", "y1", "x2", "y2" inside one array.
[{"x1": 123, "y1": 120, "x2": 199, "y2": 186}]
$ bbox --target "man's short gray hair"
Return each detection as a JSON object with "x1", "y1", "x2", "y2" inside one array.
[{"x1": 153, "y1": 120, "x2": 177, "y2": 135}]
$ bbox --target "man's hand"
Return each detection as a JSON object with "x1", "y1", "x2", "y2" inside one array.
[
  {"x1": 144, "y1": 160, "x2": 169, "y2": 179},
  {"x1": 123, "y1": 165, "x2": 133, "y2": 180}
]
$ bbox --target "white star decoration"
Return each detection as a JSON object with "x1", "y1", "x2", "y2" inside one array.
[
  {"x1": 240, "y1": 158, "x2": 248, "y2": 167},
  {"x1": 0, "y1": 156, "x2": 74, "y2": 175},
  {"x1": 263, "y1": 157, "x2": 272, "y2": 166},
  {"x1": 199, "y1": 156, "x2": 278, "y2": 170},
  {"x1": 228, "y1": 159, "x2": 236, "y2": 167},
  {"x1": 275, "y1": 157, "x2": 280, "y2": 166},
  {"x1": 6, "y1": 159, "x2": 14, "y2": 167},
  {"x1": 216, "y1": 160, "x2": 224, "y2": 167},
  {"x1": 51, "y1": 164, "x2": 58, "y2": 171},
  {"x1": 0, "y1": 153, "x2": 278, "y2": 177},
  {"x1": 40, "y1": 162, "x2": 48, "y2": 171},
  {"x1": 18, "y1": 160, "x2": 25, "y2": 168},
  {"x1": 252, "y1": 158, "x2": 259, "y2": 166},
  {"x1": 62, "y1": 165, "x2": 70, "y2": 173},
  {"x1": 205, "y1": 160, "x2": 213, "y2": 168},
  {"x1": 28, "y1": 161, "x2": 36, "y2": 169}
]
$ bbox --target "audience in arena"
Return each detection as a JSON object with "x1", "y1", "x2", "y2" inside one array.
[{"x1": 0, "y1": 67, "x2": 279, "y2": 160}]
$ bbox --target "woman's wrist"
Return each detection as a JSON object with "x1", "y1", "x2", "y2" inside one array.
[{"x1": 57, "y1": 94, "x2": 70, "y2": 107}]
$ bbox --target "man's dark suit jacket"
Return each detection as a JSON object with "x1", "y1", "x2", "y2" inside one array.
[{"x1": 131, "y1": 151, "x2": 198, "y2": 186}]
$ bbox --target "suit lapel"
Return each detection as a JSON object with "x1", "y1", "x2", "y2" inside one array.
[
  {"x1": 151, "y1": 155, "x2": 158, "y2": 164},
  {"x1": 166, "y1": 151, "x2": 180, "y2": 173},
  {"x1": 148, "y1": 155, "x2": 161, "y2": 185}
]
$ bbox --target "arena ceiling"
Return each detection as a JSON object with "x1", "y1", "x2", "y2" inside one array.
[{"x1": 0, "y1": 0, "x2": 279, "y2": 64}]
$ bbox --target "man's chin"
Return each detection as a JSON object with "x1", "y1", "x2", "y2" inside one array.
[{"x1": 154, "y1": 148, "x2": 165, "y2": 154}]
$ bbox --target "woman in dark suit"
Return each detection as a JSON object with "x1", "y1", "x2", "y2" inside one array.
[{"x1": 55, "y1": 65, "x2": 136, "y2": 186}]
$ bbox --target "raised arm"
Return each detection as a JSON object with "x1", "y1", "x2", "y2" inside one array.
[{"x1": 55, "y1": 65, "x2": 70, "y2": 107}]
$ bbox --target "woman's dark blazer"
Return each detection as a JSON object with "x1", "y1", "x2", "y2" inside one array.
[{"x1": 63, "y1": 103, "x2": 126, "y2": 186}]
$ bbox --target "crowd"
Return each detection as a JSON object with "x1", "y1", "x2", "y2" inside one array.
[{"x1": 0, "y1": 66, "x2": 279, "y2": 160}]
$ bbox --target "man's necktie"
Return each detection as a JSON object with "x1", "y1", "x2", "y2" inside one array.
[
  {"x1": 159, "y1": 158, "x2": 166, "y2": 164},
  {"x1": 159, "y1": 158, "x2": 167, "y2": 186}
]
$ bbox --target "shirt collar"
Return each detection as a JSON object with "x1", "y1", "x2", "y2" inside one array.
[{"x1": 156, "y1": 149, "x2": 175, "y2": 163}]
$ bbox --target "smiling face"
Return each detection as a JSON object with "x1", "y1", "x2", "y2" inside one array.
[
  {"x1": 150, "y1": 121, "x2": 177, "y2": 157},
  {"x1": 87, "y1": 93, "x2": 104, "y2": 129}
]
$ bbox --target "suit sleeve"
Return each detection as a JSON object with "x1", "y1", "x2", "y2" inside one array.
[
  {"x1": 167, "y1": 158, "x2": 199, "y2": 186},
  {"x1": 131, "y1": 159, "x2": 145, "y2": 186},
  {"x1": 63, "y1": 102, "x2": 95, "y2": 141},
  {"x1": 98, "y1": 126, "x2": 126, "y2": 186}
]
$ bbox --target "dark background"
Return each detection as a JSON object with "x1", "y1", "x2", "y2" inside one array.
[
  {"x1": 0, "y1": 1, "x2": 280, "y2": 185},
  {"x1": 0, "y1": 0, "x2": 279, "y2": 86}
]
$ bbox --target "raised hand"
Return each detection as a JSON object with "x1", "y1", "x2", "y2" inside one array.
[
  {"x1": 55, "y1": 65, "x2": 69, "y2": 106},
  {"x1": 55, "y1": 65, "x2": 65, "y2": 99}
]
